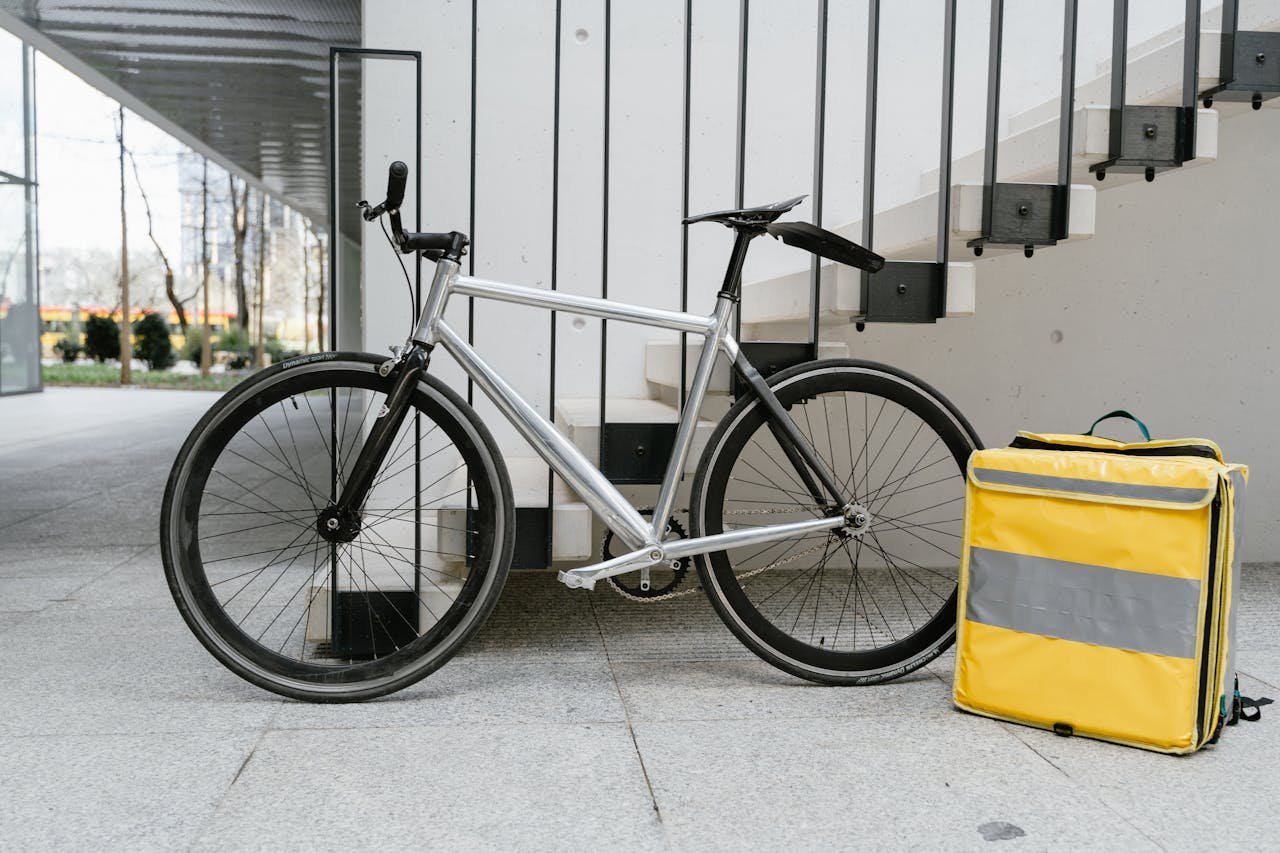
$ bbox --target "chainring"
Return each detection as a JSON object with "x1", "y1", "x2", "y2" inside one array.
[{"x1": 602, "y1": 508, "x2": 690, "y2": 601}]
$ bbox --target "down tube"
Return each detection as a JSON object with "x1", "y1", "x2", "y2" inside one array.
[{"x1": 432, "y1": 320, "x2": 653, "y2": 551}]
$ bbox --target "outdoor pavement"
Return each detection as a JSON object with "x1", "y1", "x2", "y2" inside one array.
[{"x1": 1, "y1": 386, "x2": 1278, "y2": 851}]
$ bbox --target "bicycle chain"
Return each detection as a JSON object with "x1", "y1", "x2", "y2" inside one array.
[{"x1": 604, "y1": 506, "x2": 834, "y2": 604}]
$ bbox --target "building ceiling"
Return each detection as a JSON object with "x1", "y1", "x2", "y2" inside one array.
[{"x1": 0, "y1": 0, "x2": 361, "y2": 232}]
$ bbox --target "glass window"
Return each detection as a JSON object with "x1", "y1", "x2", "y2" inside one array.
[
  {"x1": 0, "y1": 32, "x2": 37, "y2": 395},
  {"x1": 0, "y1": 30, "x2": 23, "y2": 174},
  {"x1": 0, "y1": 184, "x2": 38, "y2": 393}
]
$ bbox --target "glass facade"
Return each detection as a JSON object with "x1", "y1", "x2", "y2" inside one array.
[{"x1": 0, "y1": 29, "x2": 39, "y2": 395}]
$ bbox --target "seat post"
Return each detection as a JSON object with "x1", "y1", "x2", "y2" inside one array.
[{"x1": 717, "y1": 228, "x2": 759, "y2": 302}]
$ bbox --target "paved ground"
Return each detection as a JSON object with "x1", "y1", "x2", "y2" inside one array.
[{"x1": 1, "y1": 386, "x2": 1278, "y2": 851}]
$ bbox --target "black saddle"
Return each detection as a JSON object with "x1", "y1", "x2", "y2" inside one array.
[
  {"x1": 684, "y1": 196, "x2": 885, "y2": 273},
  {"x1": 683, "y1": 195, "x2": 807, "y2": 228}
]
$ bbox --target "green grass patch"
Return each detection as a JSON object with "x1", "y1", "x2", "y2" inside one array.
[{"x1": 43, "y1": 362, "x2": 243, "y2": 392}]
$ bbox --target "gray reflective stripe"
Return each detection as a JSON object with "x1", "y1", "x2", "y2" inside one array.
[
  {"x1": 972, "y1": 466, "x2": 1211, "y2": 504},
  {"x1": 966, "y1": 547, "x2": 1202, "y2": 659}
]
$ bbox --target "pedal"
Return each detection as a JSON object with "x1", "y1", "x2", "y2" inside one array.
[{"x1": 556, "y1": 570, "x2": 595, "y2": 591}]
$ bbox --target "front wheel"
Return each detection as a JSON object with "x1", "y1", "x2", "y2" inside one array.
[
  {"x1": 690, "y1": 359, "x2": 981, "y2": 684},
  {"x1": 160, "y1": 353, "x2": 514, "y2": 702}
]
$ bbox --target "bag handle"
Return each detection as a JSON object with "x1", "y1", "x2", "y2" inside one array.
[{"x1": 1084, "y1": 410, "x2": 1151, "y2": 442}]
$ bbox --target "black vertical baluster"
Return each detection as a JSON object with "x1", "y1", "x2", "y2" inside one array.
[
  {"x1": 1182, "y1": 0, "x2": 1201, "y2": 152},
  {"x1": 598, "y1": 0, "x2": 611, "y2": 474},
  {"x1": 861, "y1": 1, "x2": 879, "y2": 265},
  {"x1": 1107, "y1": 0, "x2": 1126, "y2": 171},
  {"x1": 936, "y1": 0, "x2": 957, "y2": 306},
  {"x1": 1057, "y1": 0, "x2": 1077, "y2": 238},
  {"x1": 468, "y1": 0, "x2": 479, "y2": 405},
  {"x1": 414, "y1": 52, "x2": 423, "y2": 598},
  {"x1": 733, "y1": 0, "x2": 748, "y2": 343},
  {"x1": 1219, "y1": 0, "x2": 1238, "y2": 89},
  {"x1": 547, "y1": 0, "x2": 562, "y2": 567},
  {"x1": 679, "y1": 0, "x2": 692, "y2": 411},
  {"x1": 809, "y1": 0, "x2": 828, "y2": 349},
  {"x1": 979, "y1": 0, "x2": 1004, "y2": 247}
]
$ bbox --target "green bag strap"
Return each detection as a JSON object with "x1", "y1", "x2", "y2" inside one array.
[{"x1": 1084, "y1": 410, "x2": 1151, "y2": 442}]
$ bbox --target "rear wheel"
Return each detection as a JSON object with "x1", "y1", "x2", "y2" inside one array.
[
  {"x1": 690, "y1": 359, "x2": 980, "y2": 684},
  {"x1": 160, "y1": 353, "x2": 514, "y2": 702}
]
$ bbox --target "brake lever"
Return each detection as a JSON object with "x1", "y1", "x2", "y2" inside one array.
[{"x1": 357, "y1": 199, "x2": 385, "y2": 222}]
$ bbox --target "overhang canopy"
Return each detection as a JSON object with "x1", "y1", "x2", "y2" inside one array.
[{"x1": 0, "y1": 0, "x2": 361, "y2": 231}]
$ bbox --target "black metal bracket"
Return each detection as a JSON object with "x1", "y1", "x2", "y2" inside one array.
[
  {"x1": 1202, "y1": 9, "x2": 1280, "y2": 111},
  {"x1": 731, "y1": 342, "x2": 817, "y2": 398},
  {"x1": 331, "y1": 590, "x2": 419, "y2": 659},
  {"x1": 968, "y1": 183, "x2": 1071, "y2": 258},
  {"x1": 600, "y1": 423, "x2": 679, "y2": 485},
  {"x1": 968, "y1": 0, "x2": 1077, "y2": 258},
  {"x1": 1091, "y1": 105, "x2": 1197, "y2": 180},
  {"x1": 862, "y1": 261, "x2": 946, "y2": 324},
  {"x1": 469, "y1": 506, "x2": 553, "y2": 570},
  {"x1": 1091, "y1": 0, "x2": 1201, "y2": 183}
]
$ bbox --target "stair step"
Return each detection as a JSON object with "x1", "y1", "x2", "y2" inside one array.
[
  {"x1": 436, "y1": 456, "x2": 593, "y2": 564},
  {"x1": 555, "y1": 397, "x2": 716, "y2": 475},
  {"x1": 918, "y1": 106, "x2": 1218, "y2": 193},
  {"x1": 740, "y1": 260, "x2": 977, "y2": 329},
  {"x1": 644, "y1": 339, "x2": 850, "y2": 396}
]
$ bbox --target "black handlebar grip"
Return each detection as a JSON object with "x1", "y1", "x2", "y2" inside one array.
[{"x1": 385, "y1": 161, "x2": 408, "y2": 211}]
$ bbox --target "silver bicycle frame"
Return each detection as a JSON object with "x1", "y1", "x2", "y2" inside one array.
[{"x1": 409, "y1": 259, "x2": 846, "y2": 589}]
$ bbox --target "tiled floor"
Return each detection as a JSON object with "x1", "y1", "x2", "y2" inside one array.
[{"x1": 1, "y1": 387, "x2": 1277, "y2": 850}]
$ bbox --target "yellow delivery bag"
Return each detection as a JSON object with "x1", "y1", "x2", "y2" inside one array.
[{"x1": 953, "y1": 412, "x2": 1247, "y2": 753}]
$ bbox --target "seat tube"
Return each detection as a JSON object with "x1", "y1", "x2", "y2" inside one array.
[
  {"x1": 650, "y1": 297, "x2": 735, "y2": 531},
  {"x1": 411, "y1": 258, "x2": 458, "y2": 347}
]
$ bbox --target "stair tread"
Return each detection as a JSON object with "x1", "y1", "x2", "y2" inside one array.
[{"x1": 556, "y1": 396, "x2": 714, "y2": 426}]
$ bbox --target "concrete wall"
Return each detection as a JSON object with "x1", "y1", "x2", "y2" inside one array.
[
  {"x1": 770, "y1": 105, "x2": 1280, "y2": 557},
  {"x1": 359, "y1": 1, "x2": 1280, "y2": 556}
]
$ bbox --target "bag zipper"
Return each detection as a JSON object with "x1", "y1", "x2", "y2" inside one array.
[
  {"x1": 1009, "y1": 436, "x2": 1220, "y2": 460},
  {"x1": 1196, "y1": 495, "x2": 1222, "y2": 745}
]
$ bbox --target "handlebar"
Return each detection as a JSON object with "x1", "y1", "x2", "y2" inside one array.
[
  {"x1": 362, "y1": 160, "x2": 470, "y2": 262},
  {"x1": 385, "y1": 160, "x2": 408, "y2": 212}
]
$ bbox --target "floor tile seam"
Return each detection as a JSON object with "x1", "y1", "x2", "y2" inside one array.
[
  {"x1": 185, "y1": 703, "x2": 285, "y2": 852},
  {"x1": 1236, "y1": 667, "x2": 1280, "y2": 691},
  {"x1": 58, "y1": 543, "x2": 160, "y2": 603},
  {"x1": 587, "y1": 592, "x2": 667, "y2": 832},
  {"x1": 262, "y1": 717, "x2": 634, "y2": 733},
  {"x1": 998, "y1": 723, "x2": 1168, "y2": 852},
  {"x1": 626, "y1": 709, "x2": 958, "y2": 726},
  {"x1": 0, "y1": 725, "x2": 285, "y2": 740}
]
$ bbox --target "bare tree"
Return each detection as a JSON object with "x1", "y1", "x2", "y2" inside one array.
[
  {"x1": 116, "y1": 105, "x2": 132, "y2": 384},
  {"x1": 314, "y1": 228, "x2": 326, "y2": 351},
  {"x1": 301, "y1": 219, "x2": 311, "y2": 353},
  {"x1": 254, "y1": 193, "x2": 267, "y2": 369},
  {"x1": 229, "y1": 175, "x2": 251, "y2": 330},
  {"x1": 200, "y1": 158, "x2": 212, "y2": 378},
  {"x1": 128, "y1": 150, "x2": 189, "y2": 331}
]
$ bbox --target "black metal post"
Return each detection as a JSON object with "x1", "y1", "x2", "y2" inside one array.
[
  {"x1": 809, "y1": 0, "x2": 829, "y2": 348},
  {"x1": 547, "y1": 0, "x2": 562, "y2": 567}
]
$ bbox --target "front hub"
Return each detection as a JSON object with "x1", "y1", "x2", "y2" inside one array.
[{"x1": 317, "y1": 506, "x2": 362, "y2": 543}]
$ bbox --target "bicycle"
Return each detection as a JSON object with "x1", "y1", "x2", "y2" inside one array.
[{"x1": 161, "y1": 161, "x2": 983, "y2": 702}]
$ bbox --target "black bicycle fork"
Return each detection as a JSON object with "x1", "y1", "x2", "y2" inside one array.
[{"x1": 317, "y1": 345, "x2": 432, "y2": 543}]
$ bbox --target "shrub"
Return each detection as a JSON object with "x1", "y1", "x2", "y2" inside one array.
[
  {"x1": 180, "y1": 326, "x2": 210, "y2": 364},
  {"x1": 82, "y1": 314, "x2": 120, "y2": 363},
  {"x1": 53, "y1": 336, "x2": 83, "y2": 363},
  {"x1": 132, "y1": 313, "x2": 176, "y2": 370},
  {"x1": 215, "y1": 323, "x2": 254, "y2": 369},
  {"x1": 264, "y1": 336, "x2": 300, "y2": 364}
]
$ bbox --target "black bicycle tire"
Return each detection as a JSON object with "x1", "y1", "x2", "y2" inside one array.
[
  {"x1": 690, "y1": 358, "x2": 982, "y2": 685},
  {"x1": 160, "y1": 352, "x2": 514, "y2": 702}
]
